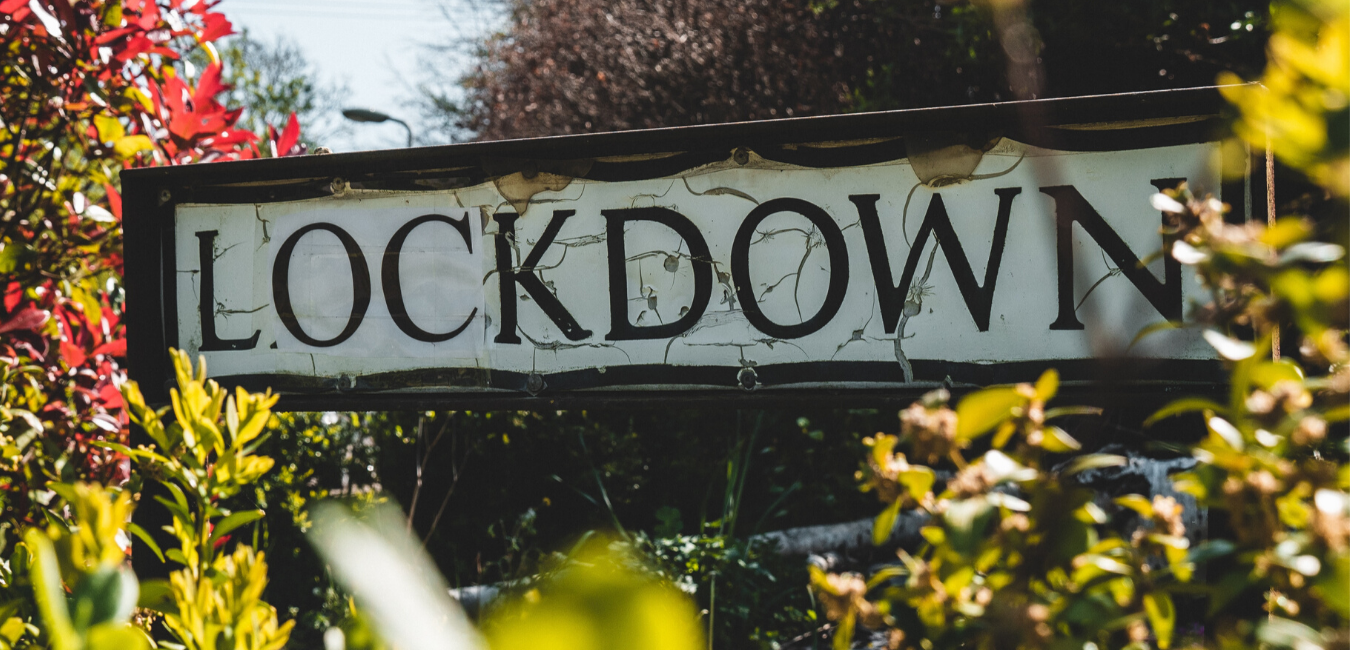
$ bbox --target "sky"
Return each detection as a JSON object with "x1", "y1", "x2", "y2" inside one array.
[{"x1": 219, "y1": 0, "x2": 503, "y2": 152}]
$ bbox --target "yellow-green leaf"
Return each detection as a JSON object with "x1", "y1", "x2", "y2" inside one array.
[
  {"x1": 93, "y1": 114, "x2": 125, "y2": 143},
  {"x1": 24, "y1": 531, "x2": 79, "y2": 650},
  {"x1": 72, "y1": 286, "x2": 102, "y2": 327},
  {"x1": 113, "y1": 135, "x2": 155, "y2": 159},
  {"x1": 898, "y1": 467, "x2": 935, "y2": 503},
  {"x1": 1033, "y1": 368, "x2": 1059, "y2": 402},
  {"x1": 1039, "y1": 426, "x2": 1082, "y2": 452},
  {"x1": 1144, "y1": 591, "x2": 1176, "y2": 649},
  {"x1": 1144, "y1": 398, "x2": 1226, "y2": 427},
  {"x1": 873, "y1": 498, "x2": 903, "y2": 546},
  {"x1": 956, "y1": 387, "x2": 1023, "y2": 440},
  {"x1": 1115, "y1": 494, "x2": 1154, "y2": 517}
]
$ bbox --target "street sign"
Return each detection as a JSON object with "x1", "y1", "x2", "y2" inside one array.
[{"x1": 123, "y1": 88, "x2": 1239, "y2": 409}]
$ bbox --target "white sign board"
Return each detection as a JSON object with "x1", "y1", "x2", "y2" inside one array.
[{"x1": 125, "y1": 90, "x2": 1231, "y2": 407}]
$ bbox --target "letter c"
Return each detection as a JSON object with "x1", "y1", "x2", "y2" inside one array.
[{"x1": 381, "y1": 213, "x2": 479, "y2": 342}]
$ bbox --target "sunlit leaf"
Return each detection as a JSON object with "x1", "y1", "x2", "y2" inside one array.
[
  {"x1": 1144, "y1": 592, "x2": 1176, "y2": 649},
  {"x1": 956, "y1": 388, "x2": 1023, "y2": 440},
  {"x1": 1145, "y1": 398, "x2": 1226, "y2": 427},
  {"x1": 874, "y1": 498, "x2": 903, "y2": 546},
  {"x1": 1203, "y1": 330, "x2": 1255, "y2": 360},
  {"x1": 1033, "y1": 368, "x2": 1059, "y2": 402},
  {"x1": 113, "y1": 135, "x2": 155, "y2": 159},
  {"x1": 1061, "y1": 454, "x2": 1127, "y2": 476}
]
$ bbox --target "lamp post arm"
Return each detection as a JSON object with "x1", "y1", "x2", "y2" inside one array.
[{"x1": 390, "y1": 117, "x2": 413, "y2": 148}]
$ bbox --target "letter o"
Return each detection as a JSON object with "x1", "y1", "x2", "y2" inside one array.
[
  {"x1": 731, "y1": 198, "x2": 850, "y2": 339},
  {"x1": 272, "y1": 223, "x2": 371, "y2": 347}
]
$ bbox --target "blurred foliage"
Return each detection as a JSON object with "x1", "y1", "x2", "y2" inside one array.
[
  {"x1": 482, "y1": 537, "x2": 704, "y2": 650},
  {"x1": 17, "y1": 483, "x2": 149, "y2": 650},
  {"x1": 1221, "y1": 0, "x2": 1348, "y2": 196}
]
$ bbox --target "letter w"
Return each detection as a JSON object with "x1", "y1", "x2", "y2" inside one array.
[{"x1": 850, "y1": 188, "x2": 1021, "y2": 333}]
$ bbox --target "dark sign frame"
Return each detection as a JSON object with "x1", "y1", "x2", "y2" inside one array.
[{"x1": 123, "y1": 87, "x2": 1241, "y2": 410}]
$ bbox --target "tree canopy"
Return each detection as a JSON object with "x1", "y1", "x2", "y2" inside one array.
[{"x1": 438, "y1": 0, "x2": 1271, "y2": 141}]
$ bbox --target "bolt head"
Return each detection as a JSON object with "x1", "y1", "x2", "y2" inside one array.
[{"x1": 737, "y1": 367, "x2": 758, "y2": 391}]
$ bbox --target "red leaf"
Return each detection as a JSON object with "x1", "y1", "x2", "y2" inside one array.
[
  {"x1": 114, "y1": 35, "x2": 153, "y2": 62},
  {"x1": 103, "y1": 184, "x2": 122, "y2": 220},
  {"x1": 197, "y1": 12, "x2": 234, "y2": 42},
  {"x1": 92, "y1": 338, "x2": 127, "y2": 358},
  {"x1": 0, "y1": 307, "x2": 50, "y2": 334},
  {"x1": 94, "y1": 26, "x2": 137, "y2": 44},
  {"x1": 60, "y1": 338, "x2": 87, "y2": 368},
  {"x1": 277, "y1": 112, "x2": 301, "y2": 156},
  {"x1": 136, "y1": 1, "x2": 161, "y2": 30},
  {"x1": 193, "y1": 61, "x2": 227, "y2": 106},
  {"x1": 0, "y1": 0, "x2": 28, "y2": 12},
  {"x1": 97, "y1": 383, "x2": 124, "y2": 410},
  {"x1": 3, "y1": 282, "x2": 21, "y2": 312},
  {"x1": 209, "y1": 130, "x2": 258, "y2": 147}
]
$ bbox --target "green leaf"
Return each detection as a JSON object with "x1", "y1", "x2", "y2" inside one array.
[
  {"x1": 1313, "y1": 550, "x2": 1349, "y2": 615},
  {"x1": 0, "y1": 243, "x2": 35, "y2": 274},
  {"x1": 135, "y1": 579, "x2": 177, "y2": 615},
  {"x1": 956, "y1": 387, "x2": 1024, "y2": 440},
  {"x1": 1061, "y1": 454, "x2": 1127, "y2": 476},
  {"x1": 23, "y1": 530, "x2": 79, "y2": 650},
  {"x1": 1126, "y1": 320, "x2": 1184, "y2": 352},
  {"x1": 1185, "y1": 540, "x2": 1236, "y2": 565},
  {"x1": 208, "y1": 509, "x2": 265, "y2": 548},
  {"x1": 1257, "y1": 617, "x2": 1324, "y2": 650},
  {"x1": 944, "y1": 497, "x2": 994, "y2": 556},
  {"x1": 151, "y1": 496, "x2": 191, "y2": 529},
  {"x1": 865, "y1": 566, "x2": 907, "y2": 590},
  {"x1": 1325, "y1": 403, "x2": 1350, "y2": 422},
  {"x1": 873, "y1": 499, "x2": 903, "y2": 546},
  {"x1": 67, "y1": 567, "x2": 138, "y2": 631},
  {"x1": 1248, "y1": 360, "x2": 1305, "y2": 390},
  {"x1": 1044, "y1": 406, "x2": 1104, "y2": 420},
  {"x1": 1143, "y1": 591, "x2": 1175, "y2": 649},
  {"x1": 85, "y1": 624, "x2": 149, "y2": 650},
  {"x1": 125, "y1": 523, "x2": 164, "y2": 564},
  {"x1": 1144, "y1": 398, "x2": 1226, "y2": 427}
]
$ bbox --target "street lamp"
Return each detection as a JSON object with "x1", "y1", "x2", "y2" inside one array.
[{"x1": 342, "y1": 108, "x2": 414, "y2": 148}]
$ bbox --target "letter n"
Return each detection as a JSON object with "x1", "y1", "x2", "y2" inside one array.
[{"x1": 1041, "y1": 179, "x2": 1183, "y2": 330}]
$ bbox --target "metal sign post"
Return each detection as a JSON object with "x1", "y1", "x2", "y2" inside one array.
[{"x1": 123, "y1": 88, "x2": 1237, "y2": 410}]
